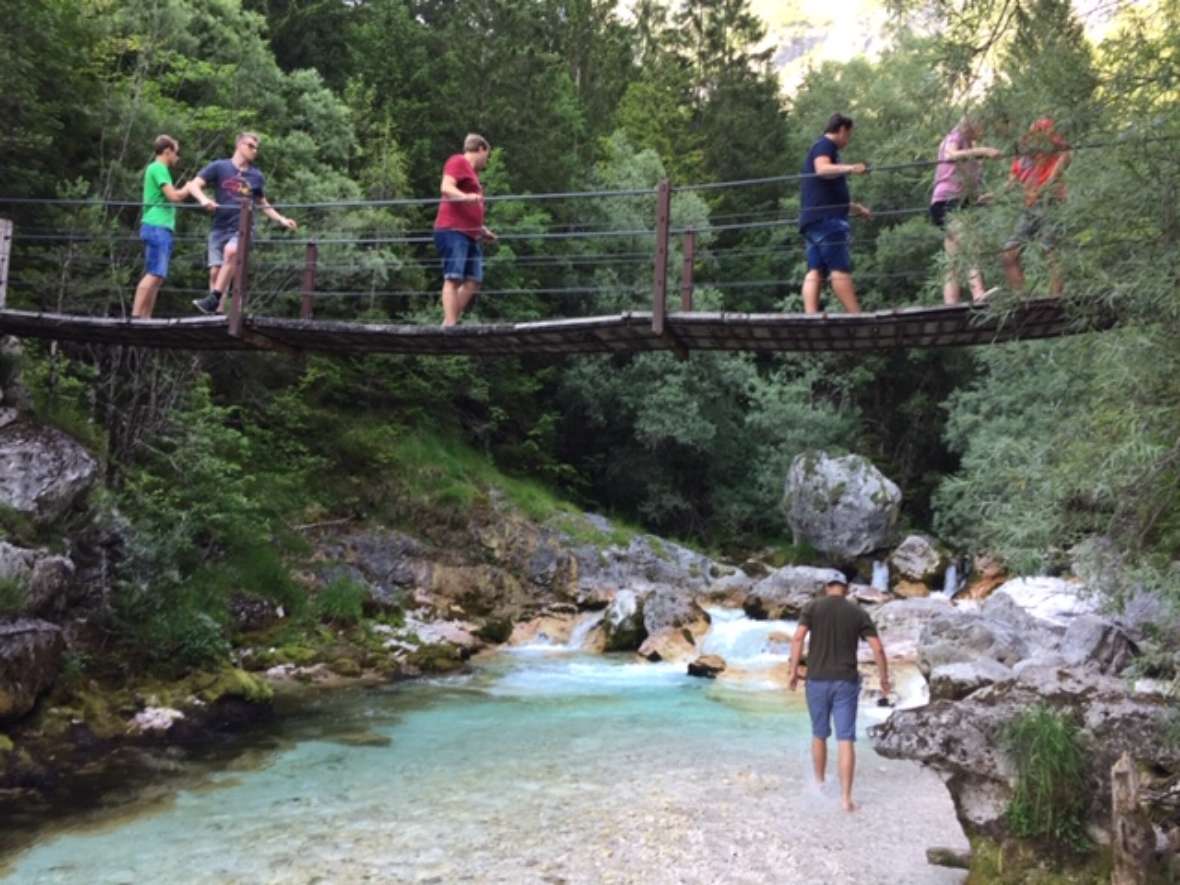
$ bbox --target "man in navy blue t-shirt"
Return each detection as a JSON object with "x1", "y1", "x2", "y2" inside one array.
[
  {"x1": 799, "y1": 114, "x2": 872, "y2": 314},
  {"x1": 187, "y1": 132, "x2": 298, "y2": 314}
]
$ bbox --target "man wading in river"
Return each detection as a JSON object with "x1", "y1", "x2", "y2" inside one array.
[{"x1": 787, "y1": 577, "x2": 890, "y2": 812}]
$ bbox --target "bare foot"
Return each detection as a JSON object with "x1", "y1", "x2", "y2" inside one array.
[{"x1": 842, "y1": 799, "x2": 858, "y2": 813}]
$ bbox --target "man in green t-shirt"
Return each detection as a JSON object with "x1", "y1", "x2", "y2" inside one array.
[
  {"x1": 788, "y1": 577, "x2": 890, "y2": 812},
  {"x1": 134, "y1": 135, "x2": 191, "y2": 318}
]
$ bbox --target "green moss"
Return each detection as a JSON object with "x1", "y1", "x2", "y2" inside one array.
[
  {"x1": 275, "y1": 644, "x2": 317, "y2": 665},
  {"x1": 475, "y1": 618, "x2": 513, "y2": 644},
  {"x1": 407, "y1": 642, "x2": 464, "y2": 673},
  {"x1": 0, "y1": 577, "x2": 26, "y2": 615},
  {"x1": 194, "y1": 668, "x2": 274, "y2": 705},
  {"x1": 0, "y1": 734, "x2": 14, "y2": 754},
  {"x1": 328, "y1": 657, "x2": 363, "y2": 677},
  {"x1": 967, "y1": 838, "x2": 1113, "y2": 884}
]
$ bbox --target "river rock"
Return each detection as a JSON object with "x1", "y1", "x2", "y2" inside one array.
[
  {"x1": 130, "y1": 706, "x2": 186, "y2": 735},
  {"x1": 989, "y1": 576, "x2": 1098, "y2": 626},
  {"x1": 917, "y1": 607, "x2": 1029, "y2": 677},
  {"x1": 862, "y1": 596, "x2": 953, "y2": 661},
  {"x1": 508, "y1": 614, "x2": 575, "y2": 646},
  {"x1": 892, "y1": 579, "x2": 930, "y2": 599},
  {"x1": 574, "y1": 533, "x2": 716, "y2": 599},
  {"x1": 642, "y1": 586, "x2": 709, "y2": 636},
  {"x1": 0, "y1": 421, "x2": 98, "y2": 526},
  {"x1": 964, "y1": 552, "x2": 1007, "y2": 600},
  {"x1": 0, "y1": 619, "x2": 64, "y2": 722},
  {"x1": 850, "y1": 583, "x2": 891, "y2": 606},
  {"x1": 637, "y1": 627, "x2": 697, "y2": 663},
  {"x1": 782, "y1": 451, "x2": 901, "y2": 559},
  {"x1": 687, "y1": 654, "x2": 726, "y2": 678},
  {"x1": 888, "y1": 534, "x2": 949, "y2": 584},
  {"x1": 602, "y1": 590, "x2": 645, "y2": 651},
  {"x1": 928, "y1": 659, "x2": 1015, "y2": 701},
  {"x1": 408, "y1": 618, "x2": 485, "y2": 656},
  {"x1": 0, "y1": 541, "x2": 74, "y2": 616},
  {"x1": 743, "y1": 565, "x2": 844, "y2": 619},
  {"x1": 871, "y1": 665, "x2": 1180, "y2": 840},
  {"x1": 1060, "y1": 614, "x2": 1136, "y2": 674}
]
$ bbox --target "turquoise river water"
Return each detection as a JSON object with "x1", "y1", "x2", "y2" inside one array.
[{"x1": 1, "y1": 610, "x2": 968, "y2": 884}]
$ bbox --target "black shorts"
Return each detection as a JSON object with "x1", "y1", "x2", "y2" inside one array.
[{"x1": 929, "y1": 199, "x2": 964, "y2": 229}]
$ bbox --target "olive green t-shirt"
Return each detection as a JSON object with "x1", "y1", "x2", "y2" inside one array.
[
  {"x1": 142, "y1": 160, "x2": 175, "y2": 230},
  {"x1": 800, "y1": 594, "x2": 878, "y2": 681}
]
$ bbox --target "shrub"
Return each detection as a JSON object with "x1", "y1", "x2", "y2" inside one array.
[
  {"x1": 0, "y1": 577, "x2": 27, "y2": 614},
  {"x1": 1001, "y1": 704, "x2": 1090, "y2": 849},
  {"x1": 315, "y1": 577, "x2": 367, "y2": 626}
]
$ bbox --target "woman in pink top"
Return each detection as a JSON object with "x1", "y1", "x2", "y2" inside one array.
[{"x1": 929, "y1": 115, "x2": 1003, "y2": 304}]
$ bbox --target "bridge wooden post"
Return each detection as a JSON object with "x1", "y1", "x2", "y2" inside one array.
[
  {"x1": 0, "y1": 218, "x2": 12, "y2": 308},
  {"x1": 300, "y1": 241, "x2": 317, "y2": 320},
  {"x1": 228, "y1": 201, "x2": 253, "y2": 338},
  {"x1": 651, "y1": 178, "x2": 671, "y2": 334},
  {"x1": 680, "y1": 228, "x2": 695, "y2": 312}
]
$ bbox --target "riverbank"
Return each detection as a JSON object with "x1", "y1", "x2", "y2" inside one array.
[{"x1": 2, "y1": 645, "x2": 968, "y2": 884}]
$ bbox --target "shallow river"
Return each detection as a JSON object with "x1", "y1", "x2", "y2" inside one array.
[{"x1": 2, "y1": 611, "x2": 968, "y2": 884}]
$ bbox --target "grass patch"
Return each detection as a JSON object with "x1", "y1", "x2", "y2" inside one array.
[
  {"x1": 315, "y1": 576, "x2": 367, "y2": 626},
  {"x1": 1001, "y1": 704, "x2": 1090, "y2": 850},
  {"x1": 0, "y1": 504, "x2": 38, "y2": 546},
  {"x1": 0, "y1": 577, "x2": 27, "y2": 614}
]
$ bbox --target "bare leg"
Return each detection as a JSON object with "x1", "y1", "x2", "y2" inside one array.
[
  {"x1": 457, "y1": 279, "x2": 481, "y2": 319},
  {"x1": 942, "y1": 230, "x2": 962, "y2": 305},
  {"x1": 441, "y1": 279, "x2": 463, "y2": 326},
  {"x1": 837, "y1": 740, "x2": 857, "y2": 811},
  {"x1": 802, "y1": 270, "x2": 823, "y2": 314},
  {"x1": 811, "y1": 737, "x2": 828, "y2": 784},
  {"x1": 133, "y1": 274, "x2": 163, "y2": 319},
  {"x1": 1003, "y1": 246, "x2": 1025, "y2": 294},
  {"x1": 967, "y1": 266, "x2": 988, "y2": 302},
  {"x1": 214, "y1": 242, "x2": 239, "y2": 312},
  {"x1": 829, "y1": 271, "x2": 861, "y2": 314}
]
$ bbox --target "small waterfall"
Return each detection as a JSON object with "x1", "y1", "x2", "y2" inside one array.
[
  {"x1": 871, "y1": 560, "x2": 889, "y2": 591},
  {"x1": 566, "y1": 611, "x2": 605, "y2": 650},
  {"x1": 699, "y1": 608, "x2": 796, "y2": 668},
  {"x1": 936, "y1": 562, "x2": 960, "y2": 600}
]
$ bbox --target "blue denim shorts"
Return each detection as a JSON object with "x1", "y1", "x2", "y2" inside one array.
[
  {"x1": 802, "y1": 217, "x2": 852, "y2": 275},
  {"x1": 207, "y1": 227, "x2": 240, "y2": 268},
  {"x1": 140, "y1": 224, "x2": 173, "y2": 279},
  {"x1": 433, "y1": 229, "x2": 483, "y2": 282},
  {"x1": 805, "y1": 678, "x2": 860, "y2": 741}
]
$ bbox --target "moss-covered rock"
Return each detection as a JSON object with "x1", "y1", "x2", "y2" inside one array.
[
  {"x1": 966, "y1": 838, "x2": 1115, "y2": 885},
  {"x1": 475, "y1": 618, "x2": 513, "y2": 644},
  {"x1": 406, "y1": 642, "x2": 464, "y2": 674},
  {"x1": 0, "y1": 733, "x2": 13, "y2": 754},
  {"x1": 328, "y1": 657, "x2": 362, "y2": 678},
  {"x1": 194, "y1": 668, "x2": 274, "y2": 705}
]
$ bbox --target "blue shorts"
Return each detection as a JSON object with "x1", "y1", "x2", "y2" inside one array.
[
  {"x1": 802, "y1": 217, "x2": 852, "y2": 275},
  {"x1": 140, "y1": 224, "x2": 173, "y2": 279},
  {"x1": 434, "y1": 229, "x2": 483, "y2": 282},
  {"x1": 805, "y1": 678, "x2": 860, "y2": 741}
]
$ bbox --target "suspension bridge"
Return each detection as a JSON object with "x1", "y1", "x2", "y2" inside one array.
[{"x1": 0, "y1": 140, "x2": 1141, "y2": 357}]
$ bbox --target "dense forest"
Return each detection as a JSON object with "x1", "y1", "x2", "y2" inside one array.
[{"x1": 1, "y1": 0, "x2": 1178, "y2": 671}]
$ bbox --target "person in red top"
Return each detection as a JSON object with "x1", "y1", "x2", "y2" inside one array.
[
  {"x1": 1002, "y1": 117, "x2": 1071, "y2": 297},
  {"x1": 434, "y1": 133, "x2": 497, "y2": 326}
]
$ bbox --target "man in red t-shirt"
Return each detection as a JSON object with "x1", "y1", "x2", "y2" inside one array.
[
  {"x1": 1002, "y1": 117, "x2": 1070, "y2": 297},
  {"x1": 434, "y1": 133, "x2": 497, "y2": 326}
]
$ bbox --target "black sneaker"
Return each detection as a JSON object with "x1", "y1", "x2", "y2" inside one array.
[{"x1": 192, "y1": 293, "x2": 219, "y2": 315}]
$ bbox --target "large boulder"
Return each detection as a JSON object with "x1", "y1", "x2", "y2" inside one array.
[
  {"x1": 888, "y1": 534, "x2": 950, "y2": 585},
  {"x1": 742, "y1": 565, "x2": 844, "y2": 620},
  {"x1": 1060, "y1": 614, "x2": 1137, "y2": 675},
  {"x1": 574, "y1": 533, "x2": 716, "y2": 599},
  {"x1": 782, "y1": 451, "x2": 901, "y2": 559},
  {"x1": 0, "y1": 421, "x2": 97, "y2": 526},
  {"x1": 989, "y1": 577, "x2": 1098, "y2": 627},
  {"x1": 917, "y1": 607, "x2": 1031, "y2": 677},
  {"x1": 867, "y1": 597, "x2": 954, "y2": 662},
  {"x1": 928, "y1": 659, "x2": 1015, "y2": 701},
  {"x1": 0, "y1": 619, "x2": 64, "y2": 722},
  {"x1": 0, "y1": 541, "x2": 75, "y2": 615},
  {"x1": 601, "y1": 590, "x2": 645, "y2": 651},
  {"x1": 871, "y1": 666, "x2": 1180, "y2": 841},
  {"x1": 642, "y1": 586, "x2": 709, "y2": 636},
  {"x1": 637, "y1": 627, "x2": 697, "y2": 663}
]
